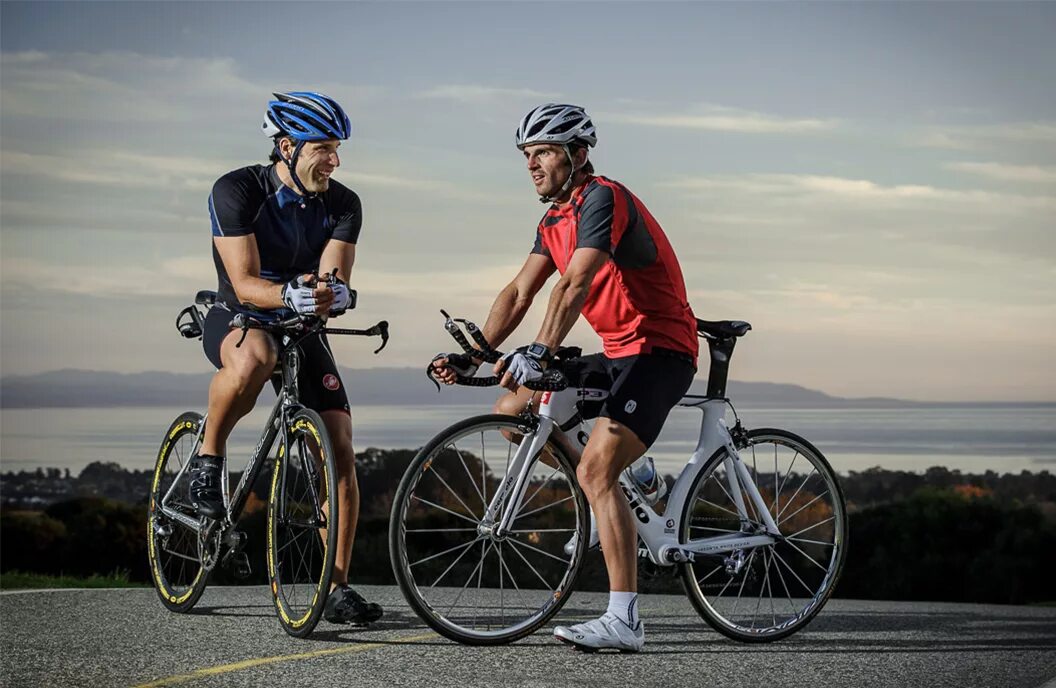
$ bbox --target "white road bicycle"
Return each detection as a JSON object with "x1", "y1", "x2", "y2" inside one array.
[{"x1": 389, "y1": 313, "x2": 847, "y2": 645}]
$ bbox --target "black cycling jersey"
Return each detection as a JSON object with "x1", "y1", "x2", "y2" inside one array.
[{"x1": 208, "y1": 164, "x2": 362, "y2": 315}]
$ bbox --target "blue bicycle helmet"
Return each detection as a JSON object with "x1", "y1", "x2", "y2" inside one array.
[
  {"x1": 263, "y1": 91, "x2": 351, "y2": 201},
  {"x1": 262, "y1": 91, "x2": 352, "y2": 141}
]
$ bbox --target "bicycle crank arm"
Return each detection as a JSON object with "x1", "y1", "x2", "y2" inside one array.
[{"x1": 661, "y1": 534, "x2": 775, "y2": 563}]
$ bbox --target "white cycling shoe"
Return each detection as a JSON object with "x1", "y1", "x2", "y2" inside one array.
[
  {"x1": 553, "y1": 612, "x2": 645, "y2": 653},
  {"x1": 563, "y1": 509, "x2": 600, "y2": 556}
]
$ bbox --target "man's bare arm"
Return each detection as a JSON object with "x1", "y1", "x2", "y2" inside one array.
[
  {"x1": 319, "y1": 239, "x2": 356, "y2": 283},
  {"x1": 479, "y1": 253, "x2": 556, "y2": 352},
  {"x1": 533, "y1": 247, "x2": 608, "y2": 350},
  {"x1": 213, "y1": 235, "x2": 285, "y2": 309}
]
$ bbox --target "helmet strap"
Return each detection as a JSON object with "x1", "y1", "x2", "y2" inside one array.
[
  {"x1": 539, "y1": 144, "x2": 583, "y2": 204},
  {"x1": 275, "y1": 138, "x2": 314, "y2": 208}
]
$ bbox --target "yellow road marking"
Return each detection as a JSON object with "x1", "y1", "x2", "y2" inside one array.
[{"x1": 133, "y1": 632, "x2": 438, "y2": 687}]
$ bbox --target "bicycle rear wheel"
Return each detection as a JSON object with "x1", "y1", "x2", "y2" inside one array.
[
  {"x1": 148, "y1": 411, "x2": 210, "y2": 613},
  {"x1": 267, "y1": 408, "x2": 338, "y2": 638},
  {"x1": 389, "y1": 414, "x2": 589, "y2": 645},
  {"x1": 680, "y1": 427, "x2": 847, "y2": 642}
]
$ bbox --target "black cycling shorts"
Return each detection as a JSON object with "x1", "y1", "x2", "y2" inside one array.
[
  {"x1": 202, "y1": 306, "x2": 350, "y2": 415},
  {"x1": 569, "y1": 349, "x2": 696, "y2": 448}
]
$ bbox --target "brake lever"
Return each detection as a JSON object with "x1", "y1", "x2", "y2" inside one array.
[
  {"x1": 230, "y1": 313, "x2": 251, "y2": 348},
  {"x1": 373, "y1": 321, "x2": 389, "y2": 355},
  {"x1": 426, "y1": 362, "x2": 441, "y2": 392}
]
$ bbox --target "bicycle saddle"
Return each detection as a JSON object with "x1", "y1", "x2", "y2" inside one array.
[
  {"x1": 195, "y1": 290, "x2": 217, "y2": 307},
  {"x1": 696, "y1": 319, "x2": 752, "y2": 339}
]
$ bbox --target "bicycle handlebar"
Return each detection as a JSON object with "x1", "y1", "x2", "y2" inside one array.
[
  {"x1": 230, "y1": 312, "x2": 390, "y2": 354},
  {"x1": 427, "y1": 310, "x2": 569, "y2": 392}
]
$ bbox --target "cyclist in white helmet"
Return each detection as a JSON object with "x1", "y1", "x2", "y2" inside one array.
[
  {"x1": 193, "y1": 91, "x2": 382, "y2": 625},
  {"x1": 432, "y1": 103, "x2": 699, "y2": 652}
]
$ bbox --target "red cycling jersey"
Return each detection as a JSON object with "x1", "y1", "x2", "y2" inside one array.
[{"x1": 532, "y1": 176, "x2": 698, "y2": 363}]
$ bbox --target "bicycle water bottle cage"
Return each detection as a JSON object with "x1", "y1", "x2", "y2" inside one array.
[{"x1": 176, "y1": 305, "x2": 204, "y2": 339}]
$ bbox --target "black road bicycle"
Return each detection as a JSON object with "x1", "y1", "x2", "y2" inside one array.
[{"x1": 148, "y1": 289, "x2": 388, "y2": 637}]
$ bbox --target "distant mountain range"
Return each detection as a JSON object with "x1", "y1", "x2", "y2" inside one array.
[{"x1": 0, "y1": 368, "x2": 1051, "y2": 409}]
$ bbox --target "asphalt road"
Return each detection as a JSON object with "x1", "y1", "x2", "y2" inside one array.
[{"x1": 2, "y1": 586, "x2": 1055, "y2": 688}]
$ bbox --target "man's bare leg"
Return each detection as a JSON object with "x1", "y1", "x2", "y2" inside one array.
[
  {"x1": 577, "y1": 418, "x2": 645, "y2": 593},
  {"x1": 191, "y1": 329, "x2": 276, "y2": 517},
  {"x1": 320, "y1": 409, "x2": 358, "y2": 588},
  {"x1": 200, "y1": 329, "x2": 277, "y2": 456}
]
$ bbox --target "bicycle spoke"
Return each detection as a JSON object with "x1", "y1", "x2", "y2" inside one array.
[
  {"x1": 774, "y1": 450, "x2": 800, "y2": 500},
  {"x1": 751, "y1": 547, "x2": 773, "y2": 629},
  {"x1": 694, "y1": 497, "x2": 740, "y2": 519},
  {"x1": 768, "y1": 545, "x2": 798, "y2": 614},
  {"x1": 696, "y1": 562, "x2": 724, "y2": 587},
  {"x1": 452, "y1": 444, "x2": 486, "y2": 509},
  {"x1": 425, "y1": 462, "x2": 480, "y2": 521},
  {"x1": 777, "y1": 490, "x2": 830, "y2": 527},
  {"x1": 729, "y1": 549, "x2": 758, "y2": 619},
  {"x1": 446, "y1": 540, "x2": 492, "y2": 619},
  {"x1": 786, "y1": 535, "x2": 836, "y2": 547},
  {"x1": 707, "y1": 471, "x2": 739, "y2": 512},
  {"x1": 508, "y1": 534, "x2": 571, "y2": 566},
  {"x1": 785, "y1": 515, "x2": 835, "y2": 541},
  {"x1": 513, "y1": 494, "x2": 574, "y2": 521},
  {"x1": 507, "y1": 528, "x2": 575, "y2": 533},
  {"x1": 410, "y1": 495, "x2": 480, "y2": 525},
  {"x1": 505, "y1": 539, "x2": 557, "y2": 590},
  {"x1": 405, "y1": 527, "x2": 480, "y2": 533},
  {"x1": 770, "y1": 547, "x2": 816, "y2": 597},
  {"x1": 776, "y1": 468, "x2": 817, "y2": 521},
  {"x1": 515, "y1": 463, "x2": 561, "y2": 518},
  {"x1": 430, "y1": 535, "x2": 485, "y2": 588},
  {"x1": 409, "y1": 538, "x2": 480, "y2": 568},
  {"x1": 161, "y1": 547, "x2": 199, "y2": 564},
  {"x1": 497, "y1": 546, "x2": 536, "y2": 617},
  {"x1": 773, "y1": 443, "x2": 779, "y2": 517},
  {"x1": 782, "y1": 537, "x2": 831, "y2": 574}
]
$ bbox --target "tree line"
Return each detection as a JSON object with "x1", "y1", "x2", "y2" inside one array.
[{"x1": 2, "y1": 452, "x2": 1054, "y2": 604}]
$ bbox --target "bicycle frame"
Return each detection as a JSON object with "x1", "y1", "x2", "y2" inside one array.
[
  {"x1": 157, "y1": 345, "x2": 308, "y2": 538},
  {"x1": 483, "y1": 388, "x2": 780, "y2": 566}
]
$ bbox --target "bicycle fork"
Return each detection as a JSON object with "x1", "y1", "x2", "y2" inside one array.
[{"x1": 477, "y1": 417, "x2": 556, "y2": 540}]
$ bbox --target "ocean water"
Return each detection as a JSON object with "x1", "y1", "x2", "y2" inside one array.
[{"x1": 0, "y1": 403, "x2": 1053, "y2": 477}]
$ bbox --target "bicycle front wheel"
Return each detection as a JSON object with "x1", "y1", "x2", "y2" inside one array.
[
  {"x1": 267, "y1": 408, "x2": 338, "y2": 638},
  {"x1": 148, "y1": 411, "x2": 209, "y2": 613},
  {"x1": 680, "y1": 428, "x2": 847, "y2": 642},
  {"x1": 390, "y1": 414, "x2": 589, "y2": 645}
]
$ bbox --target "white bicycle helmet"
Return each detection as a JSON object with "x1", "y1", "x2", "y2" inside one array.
[{"x1": 515, "y1": 103, "x2": 597, "y2": 149}]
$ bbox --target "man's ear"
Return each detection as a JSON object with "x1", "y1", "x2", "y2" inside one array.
[
  {"x1": 278, "y1": 136, "x2": 294, "y2": 161},
  {"x1": 573, "y1": 146, "x2": 589, "y2": 170}
]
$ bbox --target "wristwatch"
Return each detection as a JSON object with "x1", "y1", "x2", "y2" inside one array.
[{"x1": 525, "y1": 342, "x2": 553, "y2": 363}]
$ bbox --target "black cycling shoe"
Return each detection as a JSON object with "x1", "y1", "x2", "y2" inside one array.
[
  {"x1": 188, "y1": 454, "x2": 226, "y2": 519},
  {"x1": 324, "y1": 585, "x2": 384, "y2": 625}
]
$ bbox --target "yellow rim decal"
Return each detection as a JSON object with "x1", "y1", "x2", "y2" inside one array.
[
  {"x1": 271, "y1": 416, "x2": 330, "y2": 627},
  {"x1": 150, "y1": 418, "x2": 201, "y2": 603}
]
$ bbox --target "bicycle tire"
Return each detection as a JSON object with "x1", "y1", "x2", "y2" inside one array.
[
  {"x1": 389, "y1": 414, "x2": 589, "y2": 645},
  {"x1": 147, "y1": 411, "x2": 210, "y2": 613},
  {"x1": 267, "y1": 407, "x2": 338, "y2": 638},
  {"x1": 679, "y1": 427, "x2": 848, "y2": 642}
]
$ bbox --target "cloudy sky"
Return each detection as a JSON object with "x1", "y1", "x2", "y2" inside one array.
[{"x1": 1, "y1": 2, "x2": 1053, "y2": 401}]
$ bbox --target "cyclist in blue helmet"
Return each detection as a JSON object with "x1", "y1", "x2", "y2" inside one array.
[{"x1": 191, "y1": 91, "x2": 383, "y2": 625}]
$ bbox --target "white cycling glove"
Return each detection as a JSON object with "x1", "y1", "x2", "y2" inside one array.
[
  {"x1": 329, "y1": 281, "x2": 356, "y2": 316},
  {"x1": 500, "y1": 350, "x2": 545, "y2": 386},
  {"x1": 281, "y1": 276, "x2": 317, "y2": 315},
  {"x1": 432, "y1": 353, "x2": 479, "y2": 378}
]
